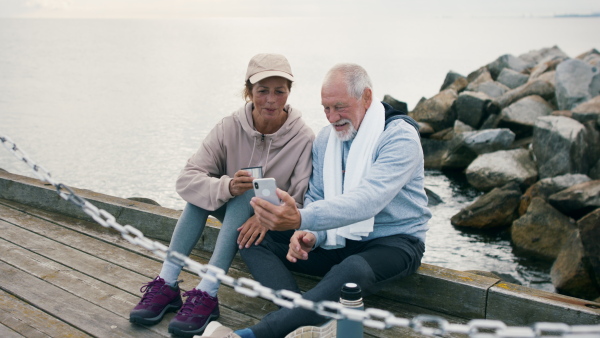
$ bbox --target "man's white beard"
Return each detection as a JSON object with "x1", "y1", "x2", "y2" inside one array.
[{"x1": 333, "y1": 118, "x2": 357, "y2": 141}]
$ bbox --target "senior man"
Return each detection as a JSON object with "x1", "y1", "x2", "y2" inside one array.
[{"x1": 199, "y1": 63, "x2": 431, "y2": 338}]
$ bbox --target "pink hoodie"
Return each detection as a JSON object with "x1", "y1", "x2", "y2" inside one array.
[{"x1": 176, "y1": 102, "x2": 315, "y2": 211}]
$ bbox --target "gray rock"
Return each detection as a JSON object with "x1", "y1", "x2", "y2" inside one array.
[
  {"x1": 450, "y1": 182, "x2": 521, "y2": 229},
  {"x1": 463, "y1": 128, "x2": 515, "y2": 154},
  {"x1": 383, "y1": 94, "x2": 408, "y2": 113},
  {"x1": 528, "y1": 54, "x2": 569, "y2": 82},
  {"x1": 497, "y1": 68, "x2": 529, "y2": 89},
  {"x1": 578, "y1": 209, "x2": 600, "y2": 287},
  {"x1": 533, "y1": 116, "x2": 590, "y2": 179},
  {"x1": 519, "y1": 46, "x2": 569, "y2": 65},
  {"x1": 511, "y1": 197, "x2": 577, "y2": 260},
  {"x1": 410, "y1": 89, "x2": 458, "y2": 132},
  {"x1": 453, "y1": 120, "x2": 474, "y2": 133},
  {"x1": 591, "y1": 159, "x2": 600, "y2": 180},
  {"x1": 455, "y1": 91, "x2": 492, "y2": 128},
  {"x1": 440, "y1": 133, "x2": 479, "y2": 169},
  {"x1": 417, "y1": 122, "x2": 435, "y2": 137},
  {"x1": 487, "y1": 54, "x2": 534, "y2": 79},
  {"x1": 425, "y1": 187, "x2": 443, "y2": 206},
  {"x1": 440, "y1": 71, "x2": 467, "y2": 91},
  {"x1": 576, "y1": 48, "x2": 600, "y2": 67},
  {"x1": 480, "y1": 113, "x2": 501, "y2": 130},
  {"x1": 465, "y1": 148, "x2": 538, "y2": 191},
  {"x1": 440, "y1": 128, "x2": 516, "y2": 170},
  {"x1": 518, "y1": 174, "x2": 592, "y2": 216},
  {"x1": 555, "y1": 58, "x2": 600, "y2": 110},
  {"x1": 499, "y1": 95, "x2": 554, "y2": 137},
  {"x1": 474, "y1": 81, "x2": 510, "y2": 98},
  {"x1": 466, "y1": 70, "x2": 494, "y2": 92},
  {"x1": 551, "y1": 230, "x2": 600, "y2": 300},
  {"x1": 421, "y1": 138, "x2": 449, "y2": 169},
  {"x1": 494, "y1": 79, "x2": 555, "y2": 110},
  {"x1": 549, "y1": 180, "x2": 600, "y2": 219},
  {"x1": 571, "y1": 95, "x2": 600, "y2": 125}
]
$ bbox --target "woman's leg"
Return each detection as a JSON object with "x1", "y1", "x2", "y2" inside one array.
[
  {"x1": 198, "y1": 190, "x2": 255, "y2": 296},
  {"x1": 159, "y1": 202, "x2": 224, "y2": 285}
]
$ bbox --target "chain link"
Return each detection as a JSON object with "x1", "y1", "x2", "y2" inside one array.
[{"x1": 1, "y1": 134, "x2": 599, "y2": 337}]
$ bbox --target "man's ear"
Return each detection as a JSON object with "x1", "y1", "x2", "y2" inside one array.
[{"x1": 362, "y1": 88, "x2": 373, "y2": 109}]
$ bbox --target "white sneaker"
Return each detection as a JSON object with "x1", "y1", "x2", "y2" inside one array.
[{"x1": 194, "y1": 321, "x2": 241, "y2": 338}]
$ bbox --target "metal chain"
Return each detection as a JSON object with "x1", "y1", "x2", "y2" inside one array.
[{"x1": 1, "y1": 134, "x2": 599, "y2": 337}]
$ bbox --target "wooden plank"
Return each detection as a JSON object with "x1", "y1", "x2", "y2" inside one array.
[
  {"x1": 0, "y1": 202, "x2": 277, "y2": 321},
  {"x1": 0, "y1": 322, "x2": 24, "y2": 338},
  {"x1": 0, "y1": 261, "x2": 164, "y2": 338},
  {"x1": 0, "y1": 289, "x2": 87, "y2": 338},
  {"x1": 488, "y1": 282, "x2": 600, "y2": 325}
]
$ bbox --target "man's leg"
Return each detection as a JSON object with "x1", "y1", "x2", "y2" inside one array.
[{"x1": 247, "y1": 234, "x2": 425, "y2": 338}]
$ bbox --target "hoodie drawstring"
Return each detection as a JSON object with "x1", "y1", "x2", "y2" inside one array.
[
  {"x1": 247, "y1": 137, "x2": 257, "y2": 168},
  {"x1": 247, "y1": 135, "x2": 274, "y2": 174}
]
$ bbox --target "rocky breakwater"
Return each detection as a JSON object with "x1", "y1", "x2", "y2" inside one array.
[{"x1": 386, "y1": 46, "x2": 600, "y2": 301}]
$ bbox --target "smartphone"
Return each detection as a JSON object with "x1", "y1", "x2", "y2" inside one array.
[{"x1": 253, "y1": 178, "x2": 280, "y2": 205}]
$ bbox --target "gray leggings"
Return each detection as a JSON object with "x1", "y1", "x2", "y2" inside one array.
[
  {"x1": 240, "y1": 231, "x2": 425, "y2": 338},
  {"x1": 161, "y1": 190, "x2": 255, "y2": 295}
]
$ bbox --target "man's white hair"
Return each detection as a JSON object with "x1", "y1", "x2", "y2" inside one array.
[{"x1": 323, "y1": 63, "x2": 373, "y2": 99}]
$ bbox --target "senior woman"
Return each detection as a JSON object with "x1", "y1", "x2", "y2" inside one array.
[{"x1": 129, "y1": 53, "x2": 314, "y2": 337}]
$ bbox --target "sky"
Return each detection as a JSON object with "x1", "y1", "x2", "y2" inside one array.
[{"x1": 1, "y1": 0, "x2": 599, "y2": 19}]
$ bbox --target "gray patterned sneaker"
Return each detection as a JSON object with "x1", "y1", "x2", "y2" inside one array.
[{"x1": 129, "y1": 276, "x2": 183, "y2": 326}]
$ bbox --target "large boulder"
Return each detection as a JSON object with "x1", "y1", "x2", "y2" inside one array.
[
  {"x1": 476, "y1": 81, "x2": 510, "y2": 98},
  {"x1": 440, "y1": 71, "x2": 468, "y2": 92},
  {"x1": 528, "y1": 54, "x2": 568, "y2": 82},
  {"x1": 421, "y1": 138, "x2": 449, "y2": 169},
  {"x1": 450, "y1": 182, "x2": 521, "y2": 229},
  {"x1": 571, "y1": 95, "x2": 600, "y2": 125},
  {"x1": 551, "y1": 231, "x2": 600, "y2": 300},
  {"x1": 533, "y1": 116, "x2": 590, "y2": 179},
  {"x1": 519, "y1": 46, "x2": 569, "y2": 65},
  {"x1": 440, "y1": 129, "x2": 515, "y2": 169},
  {"x1": 549, "y1": 180, "x2": 600, "y2": 219},
  {"x1": 578, "y1": 209, "x2": 600, "y2": 287},
  {"x1": 519, "y1": 174, "x2": 592, "y2": 215},
  {"x1": 410, "y1": 89, "x2": 458, "y2": 131},
  {"x1": 497, "y1": 68, "x2": 529, "y2": 89},
  {"x1": 511, "y1": 197, "x2": 577, "y2": 260},
  {"x1": 499, "y1": 95, "x2": 554, "y2": 137},
  {"x1": 455, "y1": 91, "x2": 492, "y2": 128},
  {"x1": 576, "y1": 48, "x2": 600, "y2": 67},
  {"x1": 466, "y1": 148, "x2": 538, "y2": 191},
  {"x1": 382, "y1": 94, "x2": 408, "y2": 113},
  {"x1": 494, "y1": 79, "x2": 555, "y2": 109},
  {"x1": 487, "y1": 54, "x2": 533, "y2": 79},
  {"x1": 555, "y1": 58, "x2": 600, "y2": 111}
]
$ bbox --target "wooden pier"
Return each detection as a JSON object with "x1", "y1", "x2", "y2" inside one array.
[{"x1": 0, "y1": 170, "x2": 598, "y2": 337}]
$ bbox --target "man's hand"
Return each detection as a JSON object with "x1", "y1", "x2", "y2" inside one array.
[
  {"x1": 287, "y1": 231, "x2": 316, "y2": 263},
  {"x1": 229, "y1": 170, "x2": 254, "y2": 196},
  {"x1": 250, "y1": 188, "x2": 301, "y2": 231},
  {"x1": 237, "y1": 215, "x2": 267, "y2": 249}
]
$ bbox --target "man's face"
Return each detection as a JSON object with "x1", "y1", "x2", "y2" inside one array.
[{"x1": 321, "y1": 73, "x2": 371, "y2": 141}]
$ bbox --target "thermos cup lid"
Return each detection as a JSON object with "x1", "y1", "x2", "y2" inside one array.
[{"x1": 341, "y1": 282, "x2": 362, "y2": 301}]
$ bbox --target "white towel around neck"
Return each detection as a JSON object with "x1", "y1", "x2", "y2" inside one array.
[{"x1": 322, "y1": 98, "x2": 385, "y2": 249}]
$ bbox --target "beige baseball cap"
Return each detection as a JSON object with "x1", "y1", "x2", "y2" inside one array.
[{"x1": 245, "y1": 53, "x2": 294, "y2": 84}]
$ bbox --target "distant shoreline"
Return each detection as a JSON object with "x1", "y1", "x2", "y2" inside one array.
[{"x1": 554, "y1": 12, "x2": 600, "y2": 18}]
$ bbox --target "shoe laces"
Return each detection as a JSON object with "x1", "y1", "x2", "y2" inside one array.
[
  {"x1": 138, "y1": 277, "x2": 165, "y2": 304},
  {"x1": 179, "y1": 289, "x2": 209, "y2": 316}
]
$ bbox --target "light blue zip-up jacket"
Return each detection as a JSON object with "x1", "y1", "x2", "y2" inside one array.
[{"x1": 299, "y1": 116, "x2": 431, "y2": 248}]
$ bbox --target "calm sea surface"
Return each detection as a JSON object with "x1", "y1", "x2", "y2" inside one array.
[{"x1": 1, "y1": 17, "x2": 599, "y2": 292}]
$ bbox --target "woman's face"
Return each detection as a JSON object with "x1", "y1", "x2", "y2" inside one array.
[{"x1": 251, "y1": 77, "x2": 290, "y2": 120}]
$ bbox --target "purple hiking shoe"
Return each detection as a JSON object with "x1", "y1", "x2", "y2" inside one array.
[
  {"x1": 168, "y1": 289, "x2": 220, "y2": 337},
  {"x1": 129, "y1": 276, "x2": 183, "y2": 326}
]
